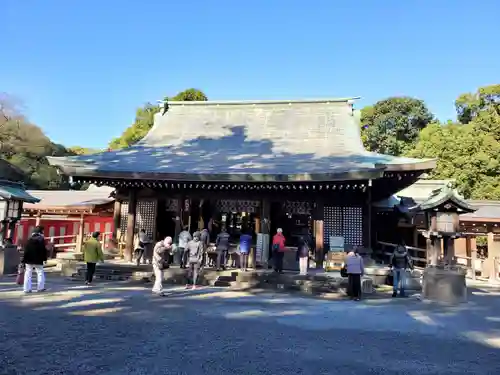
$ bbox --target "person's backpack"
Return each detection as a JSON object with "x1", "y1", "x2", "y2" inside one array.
[{"x1": 189, "y1": 242, "x2": 203, "y2": 263}]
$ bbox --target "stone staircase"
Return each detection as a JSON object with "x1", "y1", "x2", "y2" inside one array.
[{"x1": 66, "y1": 263, "x2": 374, "y2": 297}]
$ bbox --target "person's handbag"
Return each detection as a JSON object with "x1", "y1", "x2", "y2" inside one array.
[
  {"x1": 340, "y1": 264, "x2": 348, "y2": 278},
  {"x1": 158, "y1": 259, "x2": 169, "y2": 270},
  {"x1": 16, "y1": 265, "x2": 25, "y2": 285}
]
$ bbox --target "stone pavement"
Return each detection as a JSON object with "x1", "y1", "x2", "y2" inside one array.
[{"x1": 0, "y1": 276, "x2": 499, "y2": 374}]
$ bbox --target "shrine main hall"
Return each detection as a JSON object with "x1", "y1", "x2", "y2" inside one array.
[{"x1": 48, "y1": 98, "x2": 436, "y2": 264}]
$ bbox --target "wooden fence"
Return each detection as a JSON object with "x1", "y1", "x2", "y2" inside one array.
[
  {"x1": 375, "y1": 241, "x2": 500, "y2": 281},
  {"x1": 36, "y1": 232, "x2": 114, "y2": 258}
]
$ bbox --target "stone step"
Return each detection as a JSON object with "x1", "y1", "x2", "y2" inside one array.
[
  {"x1": 68, "y1": 264, "x2": 374, "y2": 295},
  {"x1": 216, "y1": 275, "x2": 237, "y2": 282},
  {"x1": 213, "y1": 280, "x2": 232, "y2": 287}
]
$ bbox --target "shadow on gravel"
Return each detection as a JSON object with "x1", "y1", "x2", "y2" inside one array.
[{"x1": 1, "y1": 278, "x2": 500, "y2": 352}]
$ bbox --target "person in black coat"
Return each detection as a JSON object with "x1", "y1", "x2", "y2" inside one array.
[{"x1": 21, "y1": 228, "x2": 48, "y2": 293}]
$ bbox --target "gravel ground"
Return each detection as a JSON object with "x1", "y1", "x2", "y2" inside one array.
[{"x1": 0, "y1": 277, "x2": 499, "y2": 375}]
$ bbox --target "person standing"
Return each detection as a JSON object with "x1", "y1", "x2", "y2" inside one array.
[
  {"x1": 152, "y1": 237, "x2": 172, "y2": 296},
  {"x1": 390, "y1": 240, "x2": 413, "y2": 298},
  {"x1": 178, "y1": 227, "x2": 192, "y2": 268},
  {"x1": 82, "y1": 232, "x2": 105, "y2": 285},
  {"x1": 134, "y1": 229, "x2": 151, "y2": 266},
  {"x1": 199, "y1": 228, "x2": 210, "y2": 270},
  {"x1": 215, "y1": 227, "x2": 230, "y2": 271},
  {"x1": 185, "y1": 232, "x2": 203, "y2": 290},
  {"x1": 296, "y1": 235, "x2": 310, "y2": 276},
  {"x1": 21, "y1": 227, "x2": 47, "y2": 294},
  {"x1": 272, "y1": 228, "x2": 286, "y2": 273},
  {"x1": 239, "y1": 230, "x2": 252, "y2": 272},
  {"x1": 345, "y1": 248, "x2": 364, "y2": 301}
]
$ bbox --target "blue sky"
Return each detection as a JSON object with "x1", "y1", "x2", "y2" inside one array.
[{"x1": 2, "y1": 0, "x2": 499, "y2": 149}]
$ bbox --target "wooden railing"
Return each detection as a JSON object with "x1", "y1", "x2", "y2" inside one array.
[
  {"x1": 376, "y1": 241, "x2": 427, "y2": 268},
  {"x1": 375, "y1": 241, "x2": 489, "y2": 280},
  {"x1": 37, "y1": 232, "x2": 115, "y2": 257}
]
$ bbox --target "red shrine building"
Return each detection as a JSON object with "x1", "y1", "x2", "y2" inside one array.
[{"x1": 14, "y1": 185, "x2": 115, "y2": 252}]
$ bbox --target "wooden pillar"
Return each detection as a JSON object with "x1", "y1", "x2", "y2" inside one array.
[
  {"x1": 313, "y1": 199, "x2": 324, "y2": 269},
  {"x1": 471, "y1": 238, "x2": 477, "y2": 280},
  {"x1": 75, "y1": 213, "x2": 84, "y2": 253},
  {"x1": 125, "y1": 190, "x2": 137, "y2": 262},
  {"x1": 429, "y1": 237, "x2": 440, "y2": 266},
  {"x1": 35, "y1": 212, "x2": 41, "y2": 226},
  {"x1": 486, "y1": 232, "x2": 500, "y2": 281},
  {"x1": 445, "y1": 237, "x2": 456, "y2": 265},
  {"x1": 7, "y1": 220, "x2": 16, "y2": 240},
  {"x1": 261, "y1": 198, "x2": 271, "y2": 268},
  {"x1": 112, "y1": 200, "x2": 121, "y2": 240},
  {"x1": 367, "y1": 179, "x2": 373, "y2": 249}
]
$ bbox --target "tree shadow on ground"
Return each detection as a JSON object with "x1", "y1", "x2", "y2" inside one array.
[{"x1": 1, "y1": 279, "x2": 500, "y2": 374}]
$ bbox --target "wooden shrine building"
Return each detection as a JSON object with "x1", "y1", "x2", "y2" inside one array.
[
  {"x1": 47, "y1": 98, "x2": 436, "y2": 264},
  {"x1": 14, "y1": 185, "x2": 115, "y2": 253}
]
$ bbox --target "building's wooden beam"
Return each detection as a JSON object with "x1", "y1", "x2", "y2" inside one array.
[{"x1": 125, "y1": 190, "x2": 137, "y2": 262}]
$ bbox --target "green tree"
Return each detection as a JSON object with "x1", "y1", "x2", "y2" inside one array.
[
  {"x1": 360, "y1": 97, "x2": 434, "y2": 156},
  {"x1": 0, "y1": 93, "x2": 73, "y2": 189},
  {"x1": 455, "y1": 84, "x2": 500, "y2": 125},
  {"x1": 109, "y1": 88, "x2": 208, "y2": 149},
  {"x1": 68, "y1": 146, "x2": 101, "y2": 155},
  {"x1": 169, "y1": 88, "x2": 208, "y2": 101}
]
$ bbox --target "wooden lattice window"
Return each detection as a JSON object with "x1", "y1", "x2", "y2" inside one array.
[
  {"x1": 342, "y1": 207, "x2": 363, "y2": 246},
  {"x1": 119, "y1": 199, "x2": 157, "y2": 240},
  {"x1": 324, "y1": 206, "x2": 363, "y2": 249},
  {"x1": 216, "y1": 200, "x2": 260, "y2": 213},
  {"x1": 283, "y1": 201, "x2": 312, "y2": 215},
  {"x1": 135, "y1": 200, "x2": 157, "y2": 239},
  {"x1": 120, "y1": 201, "x2": 129, "y2": 236}
]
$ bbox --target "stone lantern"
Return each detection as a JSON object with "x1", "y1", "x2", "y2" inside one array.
[
  {"x1": 0, "y1": 179, "x2": 40, "y2": 275},
  {"x1": 415, "y1": 183, "x2": 476, "y2": 303}
]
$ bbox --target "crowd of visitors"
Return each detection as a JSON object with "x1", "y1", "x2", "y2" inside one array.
[{"x1": 15, "y1": 225, "x2": 413, "y2": 302}]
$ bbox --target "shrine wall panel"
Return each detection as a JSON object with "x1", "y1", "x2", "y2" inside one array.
[{"x1": 323, "y1": 205, "x2": 364, "y2": 249}]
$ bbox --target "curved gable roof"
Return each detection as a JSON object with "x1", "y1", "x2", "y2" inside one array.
[{"x1": 47, "y1": 99, "x2": 436, "y2": 182}]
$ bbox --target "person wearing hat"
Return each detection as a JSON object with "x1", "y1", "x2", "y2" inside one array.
[{"x1": 82, "y1": 232, "x2": 105, "y2": 285}]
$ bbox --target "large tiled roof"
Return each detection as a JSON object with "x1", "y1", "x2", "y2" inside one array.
[
  {"x1": 461, "y1": 200, "x2": 500, "y2": 220},
  {"x1": 47, "y1": 99, "x2": 436, "y2": 182}
]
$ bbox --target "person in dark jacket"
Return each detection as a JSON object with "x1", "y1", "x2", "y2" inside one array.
[
  {"x1": 22, "y1": 228, "x2": 48, "y2": 293},
  {"x1": 215, "y1": 227, "x2": 230, "y2": 271},
  {"x1": 199, "y1": 228, "x2": 210, "y2": 270},
  {"x1": 390, "y1": 240, "x2": 413, "y2": 297}
]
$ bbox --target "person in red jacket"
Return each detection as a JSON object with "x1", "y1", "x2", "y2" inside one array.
[{"x1": 272, "y1": 228, "x2": 286, "y2": 273}]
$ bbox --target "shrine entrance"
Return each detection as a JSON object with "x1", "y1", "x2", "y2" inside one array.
[{"x1": 213, "y1": 199, "x2": 260, "y2": 242}]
